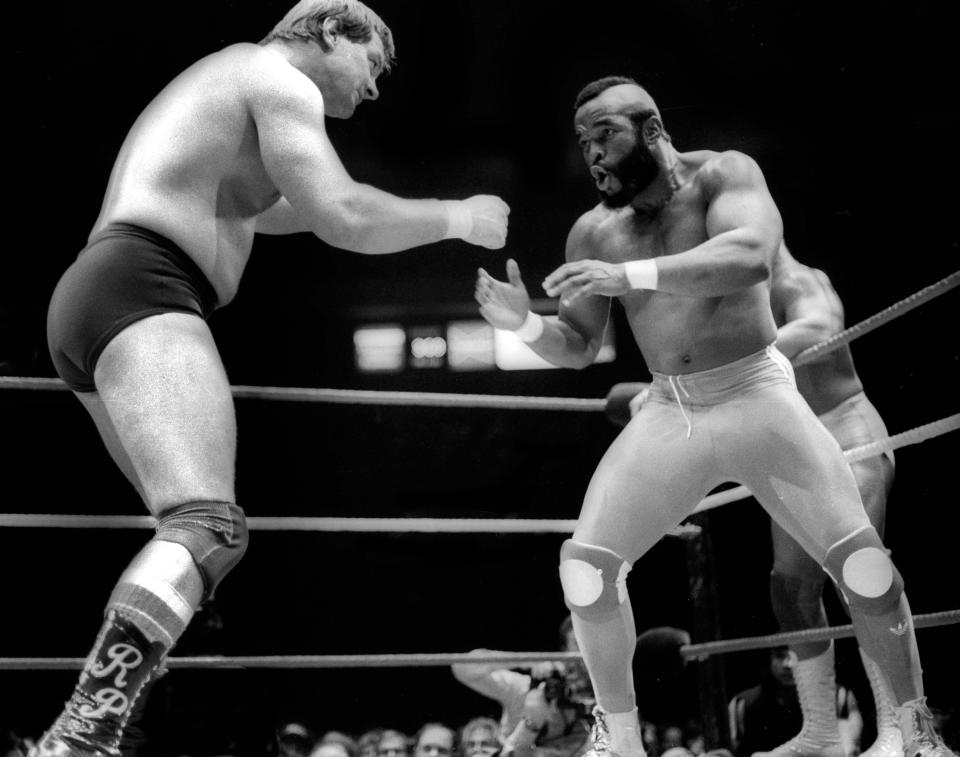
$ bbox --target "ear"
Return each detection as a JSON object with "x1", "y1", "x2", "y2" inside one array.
[
  {"x1": 641, "y1": 115, "x2": 665, "y2": 146},
  {"x1": 320, "y1": 16, "x2": 341, "y2": 46}
]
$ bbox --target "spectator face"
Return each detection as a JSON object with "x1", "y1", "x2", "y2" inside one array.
[
  {"x1": 462, "y1": 725, "x2": 498, "y2": 757},
  {"x1": 377, "y1": 733, "x2": 409, "y2": 757},
  {"x1": 414, "y1": 726, "x2": 454, "y2": 757},
  {"x1": 770, "y1": 648, "x2": 798, "y2": 686}
]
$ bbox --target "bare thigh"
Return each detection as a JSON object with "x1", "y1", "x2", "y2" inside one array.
[
  {"x1": 80, "y1": 312, "x2": 237, "y2": 516},
  {"x1": 572, "y1": 398, "x2": 721, "y2": 563}
]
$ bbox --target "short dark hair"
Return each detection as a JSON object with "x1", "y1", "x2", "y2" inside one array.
[{"x1": 573, "y1": 75, "x2": 638, "y2": 110}]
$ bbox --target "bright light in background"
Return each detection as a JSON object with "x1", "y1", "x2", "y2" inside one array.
[
  {"x1": 354, "y1": 316, "x2": 614, "y2": 372},
  {"x1": 494, "y1": 317, "x2": 616, "y2": 370},
  {"x1": 447, "y1": 320, "x2": 496, "y2": 371},
  {"x1": 353, "y1": 325, "x2": 405, "y2": 372},
  {"x1": 408, "y1": 326, "x2": 446, "y2": 369},
  {"x1": 493, "y1": 328, "x2": 557, "y2": 370}
]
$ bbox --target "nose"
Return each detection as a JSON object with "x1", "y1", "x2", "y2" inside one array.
[
  {"x1": 365, "y1": 78, "x2": 379, "y2": 101},
  {"x1": 586, "y1": 142, "x2": 603, "y2": 164}
]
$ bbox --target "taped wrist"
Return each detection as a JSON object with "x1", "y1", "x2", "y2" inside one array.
[
  {"x1": 155, "y1": 500, "x2": 249, "y2": 601},
  {"x1": 513, "y1": 311, "x2": 545, "y2": 343},
  {"x1": 442, "y1": 200, "x2": 473, "y2": 240},
  {"x1": 623, "y1": 259, "x2": 658, "y2": 290}
]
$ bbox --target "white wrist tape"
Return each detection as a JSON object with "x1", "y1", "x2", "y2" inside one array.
[
  {"x1": 623, "y1": 259, "x2": 659, "y2": 290},
  {"x1": 442, "y1": 200, "x2": 473, "y2": 240},
  {"x1": 513, "y1": 311, "x2": 545, "y2": 343}
]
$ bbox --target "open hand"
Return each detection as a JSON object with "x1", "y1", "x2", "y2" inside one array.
[
  {"x1": 475, "y1": 258, "x2": 531, "y2": 329},
  {"x1": 542, "y1": 259, "x2": 629, "y2": 306}
]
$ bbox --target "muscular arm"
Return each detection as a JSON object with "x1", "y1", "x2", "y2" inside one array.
[
  {"x1": 452, "y1": 652, "x2": 531, "y2": 704},
  {"x1": 655, "y1": 152, "x2": 782, "y2": 296},
  {"x1": 255, "y1": 196, "x2": 311, "y2": 235},
  {"x1": 248, "y1": 50, "x2": 451, "y2": 253},
  {"x1": 772, "y1": 248, "x2": 843, "y2": 359},
  {"x1": 531, "y1": 224, "x2": 612, "y2": 368},
  {"x1": 543, "y1": 152, "x2": 783, "y2": 303}
]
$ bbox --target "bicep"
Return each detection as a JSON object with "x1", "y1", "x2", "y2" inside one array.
[{"x1": 248, "y1": 67, "x2": 355, "y2": 223}]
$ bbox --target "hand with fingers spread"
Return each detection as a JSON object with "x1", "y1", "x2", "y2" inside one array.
[
  {"x1": 541, "y1": 259, "x2": 631, "y2": 306},
  {"x1": 475, "y1": 258, "x2": 533, "y2": 330}
]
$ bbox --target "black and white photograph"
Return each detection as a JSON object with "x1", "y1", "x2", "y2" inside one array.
[{"x1": 2, "y1": 1, "x2": 958, "y2": 755}]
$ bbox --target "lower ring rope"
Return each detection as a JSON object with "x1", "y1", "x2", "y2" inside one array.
[
  {"x1": 679, "y1": 609, "x2": 960, "y2": 661},
  {"x1": 2, "y1": 610, "x2": 955, "y2": 670}
]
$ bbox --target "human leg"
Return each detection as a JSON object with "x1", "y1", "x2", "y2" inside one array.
[
  {"x1": 36, "y1": 313, "x2": 247, "y2": 755},
  {"x1": 560, "y1": 395, "x2": 719, "y2": 756},
  {"x1": 728, "y1": 386, "x2": 950, "y2": 756}
]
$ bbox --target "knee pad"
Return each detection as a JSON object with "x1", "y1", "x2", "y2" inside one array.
[
  {"x1": 559, "y1": 539, "x2": 632, "y2": 622},
  {"x1": 155, "y1": 500, "x2": 249, "y2": 601},
  {"x1": 822, "y1": 526, "x2": 903, "y2": 615}
]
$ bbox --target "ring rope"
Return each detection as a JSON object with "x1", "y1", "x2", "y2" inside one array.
[
  {"x1": 0, "y1": 375, "x2": 606, "y2": 413},
  {"x1": 691, "y1": 412, "x2": 960, "y2": 514},
  {"x1": 2, "y1": 414, "x2": 954, "y2": 532},
  {"x1": 679, "y1": 609, "x2": 960, "y2": 661},
  {"x1": 1, "y1": 272, "x2": 955, "y2": 410},
  {"x1": 1, "y1": 610, "x2": 955, "y2": 671},
  {"x1": 793, "y1": 270, "x2": 959, "y2": 366}
]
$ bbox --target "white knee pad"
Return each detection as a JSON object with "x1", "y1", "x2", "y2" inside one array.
[
  {"x1": 823, "y1": 526, "x2": 903, "y2": 613},
  {"x1": 559, "y1": 540, "x2": 631, "y2": 621}
]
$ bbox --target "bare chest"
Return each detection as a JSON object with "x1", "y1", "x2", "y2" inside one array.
[{"x1": 594, "y1": 191, "x2": 707, "y2": 263}]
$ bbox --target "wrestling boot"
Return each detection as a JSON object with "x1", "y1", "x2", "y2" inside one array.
[
  {"x1": 897, "y1": 697, "x2": 956, "y2": 757},
  {"x1": 858, "y1": 651, "x2": 903, "y2": 757},
  {"x1": 752, "y1": 645, "x2": 845, "y2": 757},
  {"x1": 30, "y1": 611, "x2": 165, "y2": 757},
  {"x1": 584, "y1": 706, "x2": 647, "y2": 757}
]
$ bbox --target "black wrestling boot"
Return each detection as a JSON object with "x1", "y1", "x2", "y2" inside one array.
[{"x1": 31, "y1": 611, "x2": 165, "y2": 757}]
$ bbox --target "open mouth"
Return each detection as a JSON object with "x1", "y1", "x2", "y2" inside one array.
[{"x1": 590, "y1": 165, "x2": 613, "y2": 192}]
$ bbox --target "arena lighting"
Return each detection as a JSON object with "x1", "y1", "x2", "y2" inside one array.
[
  {"x1": 354, "y1": 320, "x2": 616, "y2": 373},
  {"x1": 353, "y1": 324, "x2": 405, "y2": 372}
]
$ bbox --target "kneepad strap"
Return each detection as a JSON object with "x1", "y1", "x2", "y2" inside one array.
[
  {"x1": 823, "y1": 525, "x2": 903, "y2": 615},
  {"x1": 155, "y1": 500, "x2": 249, "y2": 600},
  {"x1": 559, "y1": 539, "x2": 631, "y2": 621}
]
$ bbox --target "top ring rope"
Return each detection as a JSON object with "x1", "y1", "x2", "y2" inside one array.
[
  {"x1": 793, "y1": 269, "x2": 959, "y2": 366},
  {"x1": 1, "y1": 271, "x2": 956, "y2": 410},
  {"x1": 1, "y1": 414, "x2": 955, "y2": 532}
]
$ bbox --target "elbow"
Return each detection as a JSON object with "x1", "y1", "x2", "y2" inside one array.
[
  {"x1": 310, "y1": 192, "x2": 380, "y2": 252},
  {"x1": 740, "y1": 235, "x2": 774, "y2": 285}
]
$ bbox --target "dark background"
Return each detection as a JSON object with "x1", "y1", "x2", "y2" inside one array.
[{"x1": 2, "y1": 0, "x2": 958, "y2": 751}]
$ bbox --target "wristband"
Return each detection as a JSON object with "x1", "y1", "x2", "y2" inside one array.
[
  {"x1": 513, "y1": 311, "x2": 544, "y2": 343},
  {"x1": 441, "y1": 200, "x2": 473, "y2": 240},
  {"x1": 623, "y1": 259, "x2": 659, "y2": 290}
]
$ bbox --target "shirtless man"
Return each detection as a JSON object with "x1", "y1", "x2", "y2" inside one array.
[
  {"x1": 608, "y1": 244, "x2": 905, "y2": 757},
  {"x1": 755, "y1": 244, "x2": 901, "y2": 757},
  {"x1": 39, "y1": 1, "x2": 508, "y2": 752},
  {"x1": 473, "y1": 76, "x2": 950, "y2": 757}
]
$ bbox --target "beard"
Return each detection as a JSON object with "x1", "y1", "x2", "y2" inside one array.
[{"x1": 598, "y1": 141, "x2": 660, "y2": 208}]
